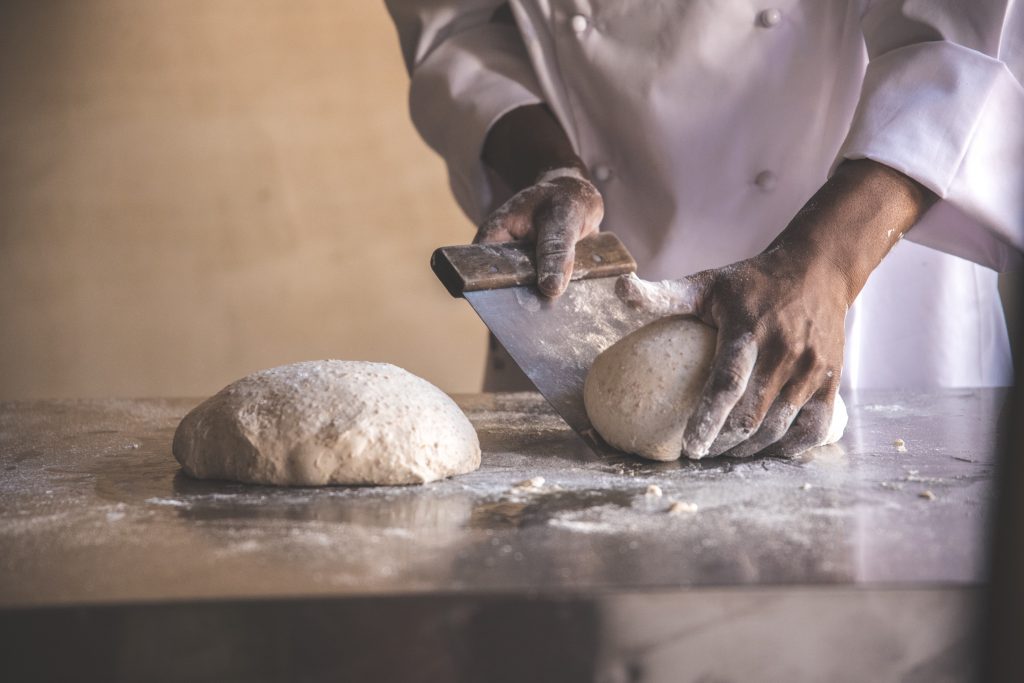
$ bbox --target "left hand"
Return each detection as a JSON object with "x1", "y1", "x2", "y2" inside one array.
[{"x1": 617, "y1": 159, "x2": 938, "y2": 459}]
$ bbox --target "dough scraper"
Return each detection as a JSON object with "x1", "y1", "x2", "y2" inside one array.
[{"x1": 432, "y1": 232, "x2": 660, "y2": 456}]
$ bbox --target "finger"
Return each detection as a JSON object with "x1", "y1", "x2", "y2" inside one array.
[
  {"x1": 706, "y1": 352, "x2": 795, "y2": 456},
  {"x1": 720, "y1": 378, "x2": 819, "y2": 458},
  {"x1": 761, "y1": 391, "x2": 836, "y2": 458},
  {"x1": 533, "y1": 197, "x2": 584, "y2": 297},
  {"x1": 680, "y1": 331, "x2": 758, "y2": 459},
  {"x1": 614, "y1": 272, "x2": 704, "y2": 316},
  {"x1": 475, "y1": 188, "x2": 542, "y2": 244}
]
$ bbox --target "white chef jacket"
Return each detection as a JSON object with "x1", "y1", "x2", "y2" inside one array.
[{"x1": 385, "y1": 0, "x2": 1024, "y2": 388}]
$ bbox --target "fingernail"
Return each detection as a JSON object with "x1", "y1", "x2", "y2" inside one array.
[
  {"x1": 539, "y1": 274, "x2": 564, "y2": 296},
  {"x1": 681, "y1": 434, "x2": 709, "y2": 460},
  {"x1": 681, "y1": 412, "x2": 715, "y2": 458}
]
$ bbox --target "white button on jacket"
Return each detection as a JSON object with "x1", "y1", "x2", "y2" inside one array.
[
  {"x1": 385, "y1": 0, "x2": 1023, "y2": 389},
  {"x1": 592, "y1": 164, "x2": 613, "y2": 182},
  {"x1": 570, "y1": 13, "x2": 590, "y2": 34},
  {"x1": 758, "y1": 8, "x2": 783, "y2": 28}
]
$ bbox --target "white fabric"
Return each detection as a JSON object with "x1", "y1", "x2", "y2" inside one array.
[{"x1": 385, "y1": 0, "x2": 1023, "y2": 388}]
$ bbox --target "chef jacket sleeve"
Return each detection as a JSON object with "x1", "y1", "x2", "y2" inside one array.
[
  {"x1": 836, "y1": 0, "x2": 1024, "y2": 271},
  {"x1": 384, "y1": 1, "x2": 544, "y2": 223}
]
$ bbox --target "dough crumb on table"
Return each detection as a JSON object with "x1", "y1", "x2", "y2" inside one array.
[
  {"x1": 513, "y1": 476, "x2": 545, "y2": 491},
  {"x1": 645, "y1": 484, "x2": 663, "y2": 497},
  {"x1": 894, "y1": 438, "x2": 908, "y2": 453},
  {"x1": 919, "y1": 490, "x2": 936, "y2": 501},
  {"x1": 667, "y1": 501, "x2": 698, "y2": 514}
]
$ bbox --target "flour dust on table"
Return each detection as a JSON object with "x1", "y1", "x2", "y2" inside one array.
[
  {"x1": 584, "y1": 316, "x2": 847, "y2": 461},
  {"x1": 172, "y1": 360, "x2": 480, "y2": 486}
]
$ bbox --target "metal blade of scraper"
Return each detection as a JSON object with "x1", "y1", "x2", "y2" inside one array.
[
  {"x1": 431, "y1": 233, "x2": 660, "y2": 456},
  {"x1": 465, "y1": 280, "x2": 659, "y2": 453}
]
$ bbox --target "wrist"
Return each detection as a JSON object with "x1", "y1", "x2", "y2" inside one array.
[
  {"x1": 770, "y1": 238, "x2": 861, "y2": 307},
  {"x1": 767, "y1": 159, "x2": 937, "y2": 303},
  {"x1": 482, "y1": 104, "x2": 585, "y2": 191}
]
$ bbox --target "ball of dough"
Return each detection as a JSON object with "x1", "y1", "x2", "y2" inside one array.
[
  {"x1": 172, "y1": 361, "x2": 480, "y2": 486},
  {"x1": 584, "y1": 316, "x2": 847, "y2": 461}
]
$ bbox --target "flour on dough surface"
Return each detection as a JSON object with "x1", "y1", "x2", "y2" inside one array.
[{"x1": 173, "y1": 360, "x2": 480, "y2": 486}]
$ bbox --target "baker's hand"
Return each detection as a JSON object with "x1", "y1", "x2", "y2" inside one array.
[
  {"x1": 475, "y1": 168, "x2": 604, "y2": 297},
  {"x1": 617, "y1": 248, "x2": 846, "y2": 459},
  {"x1": 617, "y1": 159, "x2": 937, "y2": 459},
  {"x1": 480, "y1": 103, "x2": 602, "y2": 297}
]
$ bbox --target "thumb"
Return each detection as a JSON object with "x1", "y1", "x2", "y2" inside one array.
[{"x1": 614, "y1": 272, "x2": 704, "y2": 317}]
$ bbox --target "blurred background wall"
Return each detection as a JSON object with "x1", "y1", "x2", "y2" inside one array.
[
  {"x1": 0, "y1": 0, "x2": 488, "y2": 399},
  {"x1": 0, "y1": 1, "x2": 1019, "y2": 400}
]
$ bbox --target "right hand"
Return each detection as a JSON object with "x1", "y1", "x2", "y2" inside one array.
[{"x1": 475, "y1": 168, "x2": 604, "y2": 297}]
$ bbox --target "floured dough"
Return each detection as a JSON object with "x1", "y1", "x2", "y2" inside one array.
[
  {"x1": 584, "y1": 316, "x2": 847, "y2": 461},
  {"x1": 172, "y1": 360, "x2": 480, "y2": 486}
]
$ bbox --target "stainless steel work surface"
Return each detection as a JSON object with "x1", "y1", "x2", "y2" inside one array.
[{"x1": 0, "y1": 390, "x2": 1000, "y2": 607}]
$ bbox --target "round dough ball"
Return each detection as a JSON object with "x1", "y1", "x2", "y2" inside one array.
[
  {"x1": 172, "y1": 361, "x2": 480, "y2": 486},
  {"x1": 585, "y1": 316, "x2": 716, "y2": 461},
  {"x1": 584, "y1": 316, "x2": 847, "y2": 461}
]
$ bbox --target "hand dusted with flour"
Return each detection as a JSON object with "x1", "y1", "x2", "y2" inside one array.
[
  {"x1": 172, "y1": 361, "x2": 480, "y2": 486},
  {"x1": 607, "y1": 161, "x2": 926, "y2": 459},
  {"x1": 478, "y1": 104, "x2": 604, "y2": 298},
  {"x1": 475, "y1": 168, "x2": 603, "y2": 297},
  {"x1": 584, "y1": 317, "x2": 847, "y2": 461}
]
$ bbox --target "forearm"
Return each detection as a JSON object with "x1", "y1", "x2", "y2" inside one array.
[
  {"x1": 769, "y1": 159, "x2": 938, "y2": 303},
  {"x1": 482, "y1": 104, "x2": 587, "y2": 192}
]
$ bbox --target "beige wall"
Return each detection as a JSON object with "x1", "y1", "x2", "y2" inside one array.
[
  {"x1": 1, "y1": 2, "x2": 1019, "y2": 401},
  {"x1": 0, "y1": 0, "x2": 487, "y2": 399}
]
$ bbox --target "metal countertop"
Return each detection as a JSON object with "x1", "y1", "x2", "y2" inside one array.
[{"x1": 0, "y1": 389, "x2": 1000, "y2": 608}]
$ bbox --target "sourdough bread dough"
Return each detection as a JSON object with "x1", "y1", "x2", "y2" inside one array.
[
  {"x1": 172, "y1": 360, "x2": 480, "y2": 486},
  {"x1": 583, "y1": 316, "x2": 847, "y2": 461}
]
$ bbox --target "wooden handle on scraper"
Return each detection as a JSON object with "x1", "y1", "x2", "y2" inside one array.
[{"x1": 431, "y1": 232, "x2": 637, "y2": 298}]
